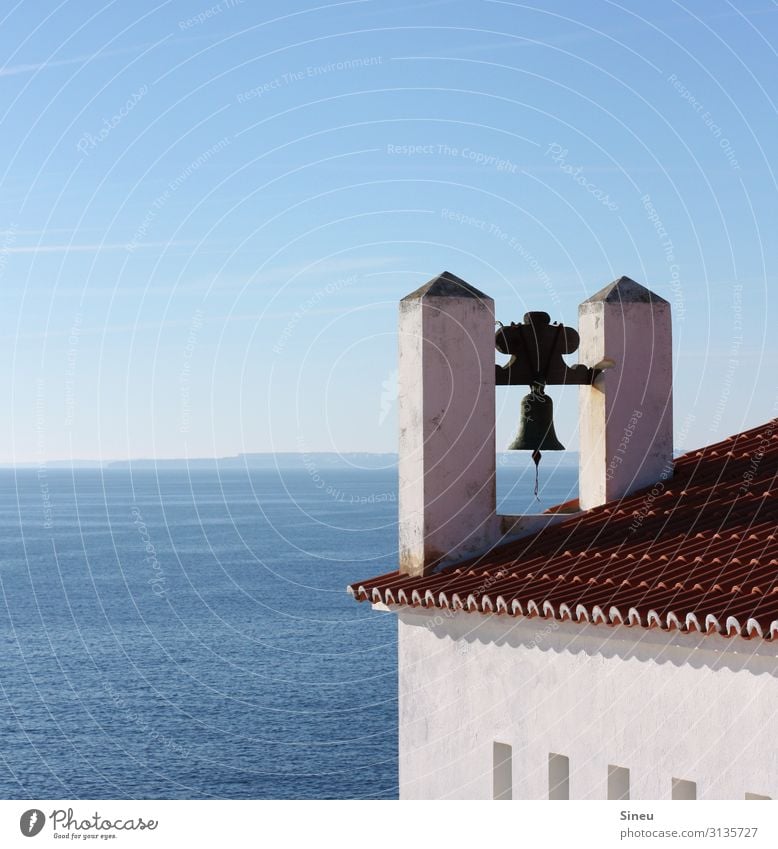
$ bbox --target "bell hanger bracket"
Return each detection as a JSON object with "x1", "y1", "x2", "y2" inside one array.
[{"x1": 495, "y1": 311, "x2": 600, "y2": 387}]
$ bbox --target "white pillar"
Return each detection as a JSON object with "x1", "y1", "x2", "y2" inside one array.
[
  {"x1": 398, "y1": 271, "x2": 497, "y2": 576},
  {"x1": 578, "y1": 276, "x2": 673, "y2": 511}
]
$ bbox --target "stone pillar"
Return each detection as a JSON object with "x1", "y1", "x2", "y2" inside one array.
[
  {"x1": 578, "y1": 276, "x2": 673, "y2": 511},
  {"x1": 398, "y1": 271, "x2": 497, "y2": 576}
]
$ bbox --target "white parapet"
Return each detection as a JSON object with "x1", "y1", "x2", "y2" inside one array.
[
  {"x1": 578, "y1": 276, "x2": 673, "y2": 510},
  {"x1": 398, "y1": 271, "x2": 498, "y2": 576}
]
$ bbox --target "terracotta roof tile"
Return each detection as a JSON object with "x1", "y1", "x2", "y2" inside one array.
[{"x1": 349, "y1": 419, "x2": 778, "y2": 640}]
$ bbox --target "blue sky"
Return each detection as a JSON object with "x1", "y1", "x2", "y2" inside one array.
[{"x1": 1, "y1": 0, "x2": 776, "y2": 461}]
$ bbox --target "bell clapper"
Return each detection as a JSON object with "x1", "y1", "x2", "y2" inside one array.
[
  {"x1": 531, "y1": 448, "x2": 542, "y2": 498},
  {"x1": 532, "y1": 448, "x2": 543, "y2": 501}
]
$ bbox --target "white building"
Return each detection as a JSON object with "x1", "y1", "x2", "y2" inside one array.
[{"x1": 350, "y1": 272, "x2": 778, "y2": 800}]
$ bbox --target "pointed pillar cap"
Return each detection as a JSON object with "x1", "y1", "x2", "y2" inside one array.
[
  {"x1": 582, "y1": 275, "x2": 668, "y2": 305},
  {"x1": 402, "y1": 270, "x2": 491, "y2": 302}
]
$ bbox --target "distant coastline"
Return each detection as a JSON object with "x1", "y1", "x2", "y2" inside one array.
[{"x1": 0, "y1": 451, "x2": 583, "y2": 470}]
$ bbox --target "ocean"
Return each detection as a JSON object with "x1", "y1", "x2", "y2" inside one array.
[{"x1": 0, "y1": 463, "x2": 578, "y2": 799}]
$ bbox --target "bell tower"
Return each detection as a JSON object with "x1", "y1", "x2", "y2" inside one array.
[{"x1": 396, "y1": 272, "x2": 673, "y2": 576}]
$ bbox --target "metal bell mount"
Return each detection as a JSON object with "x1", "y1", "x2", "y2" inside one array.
[{"x1": 496, "y1": 311, "x2": 599, "y2": 497}]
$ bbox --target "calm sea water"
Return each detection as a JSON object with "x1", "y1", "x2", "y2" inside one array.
[{"x1": 0, "y1": 463, "x2": 577, "y2": 799}]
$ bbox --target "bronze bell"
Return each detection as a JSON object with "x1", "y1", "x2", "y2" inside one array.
[{"x1": 508, "y1": 385, "x2": 565, "y2": 452}]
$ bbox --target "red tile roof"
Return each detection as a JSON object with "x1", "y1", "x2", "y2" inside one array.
[{"x1": 349, "y1": 419, "x2": 778, "y2": 640}]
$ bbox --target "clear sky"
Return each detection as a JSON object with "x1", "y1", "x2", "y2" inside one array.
[{"x1": 1, "y1": 0, "x2": 776, "y2": 462}]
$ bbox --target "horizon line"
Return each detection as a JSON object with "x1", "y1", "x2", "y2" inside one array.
[{"x1": 0, "y1": 450, "x2": 584, "y2": 467}]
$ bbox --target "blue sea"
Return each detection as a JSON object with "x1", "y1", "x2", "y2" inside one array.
[{"x1": 0, "y1": 463, "x2": 577, "y2": 799}]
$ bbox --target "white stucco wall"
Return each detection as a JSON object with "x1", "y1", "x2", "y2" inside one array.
[{"x1": 397, "y1": 609, "x2": 778, "y2": 800}]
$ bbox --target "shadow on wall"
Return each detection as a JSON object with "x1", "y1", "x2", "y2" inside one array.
[{"x1": 401, "y1": 609, "x2": 778, "y2": 677}]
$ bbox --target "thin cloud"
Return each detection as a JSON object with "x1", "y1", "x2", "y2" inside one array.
[
  {"x1": 0, "y1": 43, "x2": 155, "y2": 77},
  {"x1": 0, "y1": 28, "x2": 239, "y2": 78},
  {"x1": 3, "y1": 240, "x2": 193, "y2": 253}
]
